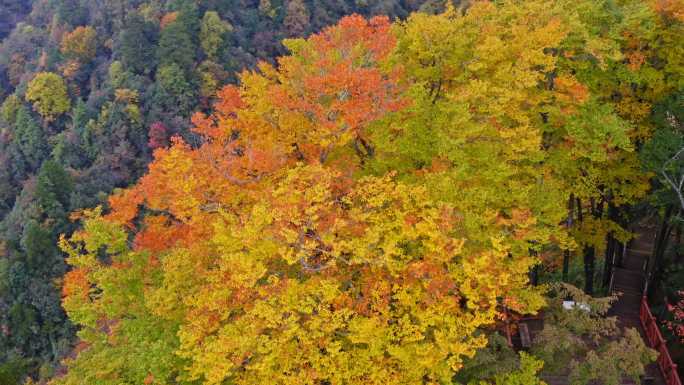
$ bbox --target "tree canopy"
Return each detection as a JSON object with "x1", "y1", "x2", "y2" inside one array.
[
  {"x1": 0, "y1": 0, "x2": 682, "y2": 383},
  {"x1": 52, "y1": 1, "x2": 683, "y2": 384},
  {"x1": 25, "y1": 72, "x2": 71, "y2": 123}
]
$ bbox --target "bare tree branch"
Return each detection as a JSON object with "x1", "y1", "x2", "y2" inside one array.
[{"x1": 661, "y1": 146, "x2": 684, "y2": 210}]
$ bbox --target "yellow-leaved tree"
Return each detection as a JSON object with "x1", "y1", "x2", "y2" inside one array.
[{"x1": 54, "y1": 12, "x2": 549, "y2": 385}]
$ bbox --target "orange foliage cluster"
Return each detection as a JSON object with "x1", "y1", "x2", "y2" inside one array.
[
  {"x1": 554, "y1": 75, "x2": 589, "y2": 105},
  {"x1": 62, "y1": 268, "x2": 90, "y2": 299},
  {"x1": 160, "y1": 12, "x2": 179, "y2": 29},
  {"x1": 106, "y1": 16, "x2": 407, "y2": 249},
  {"x1": 652, "y1": 0, "x2": 684, "y2": 21}
]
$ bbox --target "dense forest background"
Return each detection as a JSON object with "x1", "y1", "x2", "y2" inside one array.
[{"x1": 0, "y1": 0, "x2": 438, "y2": 381}]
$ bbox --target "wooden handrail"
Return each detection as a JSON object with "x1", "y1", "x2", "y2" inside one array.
[{"x1": 640, "y1": 296, "x2": 682, "y2": 385}]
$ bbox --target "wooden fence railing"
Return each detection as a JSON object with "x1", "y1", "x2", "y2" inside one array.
[{"x1": 640, "y1": 296, "x2": 682, "y2": 385}]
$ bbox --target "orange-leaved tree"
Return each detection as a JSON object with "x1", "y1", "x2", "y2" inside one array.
[{"x1": 56, "y1": 15, "x2": 522, "y2": 385}]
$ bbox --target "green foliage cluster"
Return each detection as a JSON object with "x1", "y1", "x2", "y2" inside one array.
[
  {"x1": 454, "y1": 285, "x2": 657, "y2": 385},
  {"x1": 532, "y1": 284, "x2": 657, "y2": 384}
]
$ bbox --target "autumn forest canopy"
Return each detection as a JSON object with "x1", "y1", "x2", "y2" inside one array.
[{"x1": 0, "y1": 0, "x2": 683, "y2": 384}]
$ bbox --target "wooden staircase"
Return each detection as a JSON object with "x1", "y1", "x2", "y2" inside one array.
[
  {"x1": 540, "y1": 227, "x2": 668, "y2": 385},
  {"x1": 607, "y1": 227, "x2": 666, "y2": 385}
]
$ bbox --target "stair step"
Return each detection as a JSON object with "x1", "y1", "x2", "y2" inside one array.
[
  {"x1": 626, "y1": 248, "x2": 651, "y2": 255},
  {"x1": 613, "y1": 267, "x2": 643, "y2": 274},
  {"x1": 613, "y1": 287, "x2": 643, "y2": 297}
]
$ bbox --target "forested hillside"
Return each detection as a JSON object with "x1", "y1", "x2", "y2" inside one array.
[
  {"x1": 0, "y1": 0, "x2": 430, "y2": 381},
  {"x1": 0, "y1": 0, "x2": 32, "y2": 40}
]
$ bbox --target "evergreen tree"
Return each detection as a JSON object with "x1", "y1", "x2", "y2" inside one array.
[
  {"x1": 118, "y1": 12, "x2": 158, "y2": 75},
  {"x1": 284, "y1": 0, "x2": 310, "y2": 37},
  {"x1": 56, "y1": 0, "x2": 88, "y2": 27},
  {"x1": 157, "y1": 18, "x2": 196, "y2": 73},
  {"x1": 158, "y1": 0, "x2": 199, "y2": 73},
  {"x1": 169, "y1": 0, "x2": 200, "y2": 39},
  {"x1": 35, "y1": 160, "x2": 73, "y2": 225},
  {"x1": 1, "y1": 93, "x2": 22, "y2": 124},
  {"x1": 13, "y1": 106, "x2": 47, "y2": 171},
  {"x1": 153, "y1": 63, "x2": 196, "y2": 116},
  {"x1": 21, "y1": 220, "x2": 55, "y2": 270},
  {"x1": 200, "y1": 11, "x2": 231, "y2": 60}
]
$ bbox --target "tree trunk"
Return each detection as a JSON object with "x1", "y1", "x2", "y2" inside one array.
[
  {"x1": 584, "y1": 245, "x2": 595, "y2": 295},
  {"x1": 648, "y1": 205, "x2": 674, "y2": 297},
  {"x1": 580, "y1": 197, "x2": 602, "y2": 295},
  {"x1": 602, "y1": 234, "x2": 615, "y2": 288},
  {"x1": 529, "y1": 265, "x2": 539, "y2": 286},
  {"x1": 562, "y1": 250, "x2": 570, "y2": 282},
  {"x1": 529, "y1": 246, "x2": 539, "y2": 286},
  {"x1": 562, "y1": 195, "x2": 574, "y2": 282},
  {"x1": 615, "y1": 208, "x2": 628, "y2": 268},
  {"x1": 651, "y1": 222, "x2": 673, "y2": 298},
  {"x1": 602, "y1": 202, "x2": 618, "y2": 288},
  {"x1": 675, "y1": 225, "x2": 682, "y2": 264},
  {"x1": 652, "y1": 205, "x2": 673, "y2": 266},
  {"x1": 576, "y1": 198, "x2": 596, "y2": 294}
]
